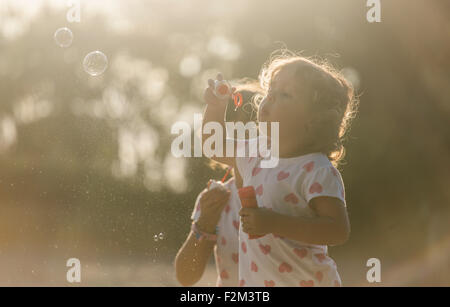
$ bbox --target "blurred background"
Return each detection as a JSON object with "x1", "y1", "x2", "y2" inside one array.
[{"x1": 0, "y1": 0, "x2": 449, "y2": 286}]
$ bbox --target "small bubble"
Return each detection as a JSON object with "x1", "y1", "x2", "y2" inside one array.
[
  {"x1": 153, "y1": 235, "x2": 158, "y2": 242},
  {"x1": 83, "y1": 51, "x2": 108, "y2": 76},
  {"x1": 158, "y1": 232, "x2": 164, "y2": 240},
  {"x1": 54, "y1": 27, "x2": 73, "y2": 48}
]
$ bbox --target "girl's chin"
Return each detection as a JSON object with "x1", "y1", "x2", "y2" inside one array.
[{"x1": 258, "y1": 115, "x2": 270, "y2": 123}]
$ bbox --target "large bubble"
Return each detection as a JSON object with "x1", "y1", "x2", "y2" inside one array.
[
  {"x1": 83, "y1": 51, "x2": 108, "y2": 76},
  {"x1": 54, "y1": 27, "x2": 73, "y2": 48}
]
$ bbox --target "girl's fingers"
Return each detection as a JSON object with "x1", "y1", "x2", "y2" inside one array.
[
  {"x1": 207, "y1": 189, "x2": 230, "y2": 199},
  {"x1": 204, "y1": 87, "x2": 216, "y2": 101},
  {"x1": 202, "y1": 193, "x2": 230, "y2": 206},
  {"x1": 209, "y1": 195, "x2": 230, "y2": 204},
  {"x1": 239, "y1": 208, "x2": 251, "y2": 216},
  {"x1": 217, "y1": 73, "x2": 223, "y2": 81}
]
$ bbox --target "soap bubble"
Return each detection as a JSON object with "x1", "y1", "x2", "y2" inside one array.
[
  {"x1": 153, "y1": 235, "x2": 158, "y2": 242},
  {"x1": 83, "y1": 51, "x2": 108, "y2": 76},
  {"x1": 158, "y1": 232, "x2": 164, "y2": 240},
  {"x1": 54, "y1": 27, "x2": 73, "y2": 48}
]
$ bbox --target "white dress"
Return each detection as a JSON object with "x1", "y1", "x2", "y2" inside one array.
[{"x1": 236, "y1": 147, "x2": 346, "y2": 287}]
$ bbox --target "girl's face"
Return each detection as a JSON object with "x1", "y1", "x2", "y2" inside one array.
[{"x1": 257, "y1": 64, "x2": 309, "y2": 155}]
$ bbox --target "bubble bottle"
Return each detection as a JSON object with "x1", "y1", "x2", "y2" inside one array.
[{"x1": 238, "y1": 186, "x2": 264, "y2": 239}]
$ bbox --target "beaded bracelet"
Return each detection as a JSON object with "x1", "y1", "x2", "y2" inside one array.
[{"x1": 191, "y1": 222, "x2": 218, "y2": 242}]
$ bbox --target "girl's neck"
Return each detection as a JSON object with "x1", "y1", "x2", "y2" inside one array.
[{"x1": 278, "y1": 142, "x2": 316, "y2": 159}]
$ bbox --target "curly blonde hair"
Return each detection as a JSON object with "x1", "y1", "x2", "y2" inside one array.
[{"x1": 252, "y1": 49, "x2": 359, "y2": 167}]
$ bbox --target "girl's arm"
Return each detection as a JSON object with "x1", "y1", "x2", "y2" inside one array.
[
  {"x1": 272, "y1": 197, "x2": 350, "y2": 245},
  {"x1": 202, "y1": 74, "x2": 236, "y2": 167},
  {"x1": 175, "y1": 187, "x2": 230, "y2": 286},
  {"x1": 240, "y1": 196, "x2": 350, "y2": 246},
  {"x1": 174, "y1": 231, "x2": 217, "y2": 286}
]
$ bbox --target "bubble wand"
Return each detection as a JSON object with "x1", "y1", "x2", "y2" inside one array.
[
  {"x1": 220, "y1": 166, "x2": 233, "y2": 183},
  {"x1": 214, "y1": 80, "x2": 243, "y2": 111}
]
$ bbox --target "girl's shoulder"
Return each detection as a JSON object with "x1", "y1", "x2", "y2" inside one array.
[
  {"x1": 280, "y1": 153, "x2": 343, "y2": 187},
  {"x1": 277, "y1": 152, "x2": 333, "y2": 170}
]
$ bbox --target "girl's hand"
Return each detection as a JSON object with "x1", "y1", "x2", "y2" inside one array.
[
  {"x1": 196, "y1": 186, "x2": 231, "y2": 233},
  {"x1": 239, "y1": 207, "x2": 275, "y2": 236},
  {"x1": 204, "y1": 73, "x2": 236, "y2": 107}
]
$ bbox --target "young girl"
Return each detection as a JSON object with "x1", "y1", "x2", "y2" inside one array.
[
  {"x1": 175, "y1": 90, "x2": 254, "y2": 287},
  {"x1": 202, "y1": 51, "x2": 358, "y2": 287}
]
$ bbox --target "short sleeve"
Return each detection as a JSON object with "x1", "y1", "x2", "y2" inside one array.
[{"x1": 300, "y1": 166, "x2": 346, "y2": 206}]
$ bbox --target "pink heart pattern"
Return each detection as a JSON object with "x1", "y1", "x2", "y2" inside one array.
[
  {"x1": 278, "y1": 262, "x2": 293, "y2": 273},
  {"x1": 293, "y1": 248, "x2": 307, "y2": 258},
  {"x1": 314, "y1": 253, "x2": 326, "y2": 263},
  {"x1": 252, "y1": 167, "x2": 262, "y2": 177},
  {"x1": 277, "y1": 171, "x2": 289, "y2": 181},
  {"x1": 232, "y1": 220, "x2": 239, "y2": 230},
  {"x1": 232, "y1": 253, "x2": 239, "y2": 264},
  {"x1": 220, "y1": 270, "x2": 229, "y2": 279},
  {"x1": 264, "y1": 280, "x2": 275, "y2": 287},
  {"x1": 315, "y1": 271, "x2": 323, "y2": 282},
  {"x1": 284, "y1": 193, "x2": 299, "y2": 204},
  {"x1": 251, "y1": 261, "x2": 258, "y2": 272},
  {"x1": 241, "y1": 242, "x2": 247, "y2": 253},
  {"x1": 255, "y1": 184, "x2": 263, "y2": 196},
  {"x1": 299, "y1": 280, "x2": 314, "y2": 287},
  {"x1": 239, "y1": 279, "x2": 245, "y2": 287},
  {"x1": 303, "y1": 161, "x2": 315, "y2": 172},
  {"x1": 259, "y1": 244, "x2": 271, "y2": 255},
  {"x1": 309, "y1": 182, "x2": 323, "y2": 194}
]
